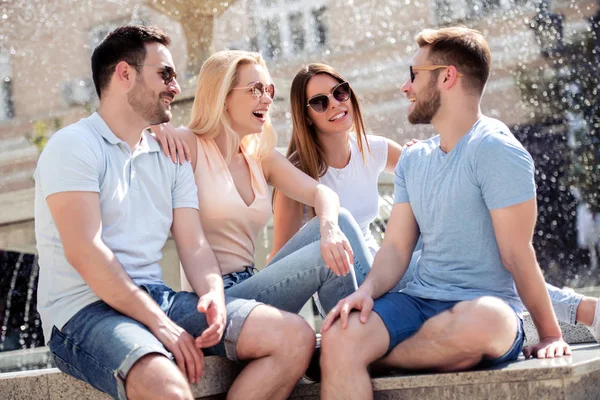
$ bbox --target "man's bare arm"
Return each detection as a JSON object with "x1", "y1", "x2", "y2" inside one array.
[
  {"x1": 361, "y1": 202, "x2": 420, "y2": 298},
  {"x1": 322, "y1": 202, "x2": 419, "y2": 330},
  {"x1": 490, "y1": 198, "x2": 570, "y2": 358},
  {"x1": 171, "y1": 207, "x2": 226, "y2": 349},
  {"x1": 46, "y1": 191, "x2": 204, "y2": 383},
  {"x1": 172, "y1": 207, "x2": 223, "y2": 297}
]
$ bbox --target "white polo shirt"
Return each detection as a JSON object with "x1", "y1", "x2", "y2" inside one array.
[{"x1": 34, "y1": 112, "x2": 198, "y2": 343}]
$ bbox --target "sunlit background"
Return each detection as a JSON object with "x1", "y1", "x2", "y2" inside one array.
[{"x1": 0, "y1": 0, "x2": 598, "y2": 355}]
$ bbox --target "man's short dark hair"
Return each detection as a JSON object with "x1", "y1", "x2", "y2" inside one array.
[{"x1": 91, "y1": 25, "x2": 171, "y2": 99}]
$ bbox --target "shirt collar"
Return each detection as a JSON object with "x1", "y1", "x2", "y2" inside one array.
[{"x1": 88, "y1": 112, "x2": 160, "y2": 153}]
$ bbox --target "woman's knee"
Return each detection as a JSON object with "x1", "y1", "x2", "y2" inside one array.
[{"x1": 337, "y1": 207, "x2": 358, "y2": 232}]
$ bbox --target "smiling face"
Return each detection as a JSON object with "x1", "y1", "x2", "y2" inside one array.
[
  {"x1": 127, "y1": 42, "x2": 181, "y2": 125},
  {"x1": 401, "y1": 46, "x2": 442, "y2": 125},
  {"x1": 225, "y1": 62, "x2": 273, "y2": 137},
  {"x1": 305, "y1": 73, "x2": 354, "y2": 137}
]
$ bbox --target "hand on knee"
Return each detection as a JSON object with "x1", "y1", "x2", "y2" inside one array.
[{"x1": 320, "y1": 313, "x2": 373, "y2": 371}]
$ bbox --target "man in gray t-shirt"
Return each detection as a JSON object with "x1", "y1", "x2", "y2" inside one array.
[
  {"x1": 35, "y1": 25, "x2": 314, "y2": 400},
  {"x1": 319, "y1": 27, "x2": 570, "y2": 399}
]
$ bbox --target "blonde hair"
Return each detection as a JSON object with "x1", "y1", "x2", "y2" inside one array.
[{"x1": 187, "y1": 50, "x2": 276, "y2": 161}]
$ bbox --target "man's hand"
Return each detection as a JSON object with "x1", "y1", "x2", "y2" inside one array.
[
  {"x1": 195, "y1": 291, "x2": 227, "y2": 349},
  {"x1": 320, "y1": 222, "x2": 354, "y2": 277},
  {"x1": 321, "y1": 290, "x2": 374, "y2": 332},
  {"x1": 522, "y1": 337, "x2": 571, "y2": 359},
  {"x1": 150, "y1": 318, "x2": 204, "y2": 384}
]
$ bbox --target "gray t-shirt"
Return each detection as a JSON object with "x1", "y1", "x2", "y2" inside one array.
[
  {"x1": 34, "y1": 113, "x2": 198, "y2": 343},
  {"x1": 395, "y1": 117, "x2": 536, "y2": 313}
]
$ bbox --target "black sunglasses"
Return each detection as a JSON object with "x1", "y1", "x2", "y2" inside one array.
[
  {"x1": 231, "y1": 81, "x2": 275, "y2": 100},
  {"x1": 132, "y1": 64, "x2": 178, "y2": 85},
  {"x1": 306, "y1": 81, "x2": 351, "y2": 113}
]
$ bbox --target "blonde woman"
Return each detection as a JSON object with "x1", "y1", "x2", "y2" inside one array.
[{"x1": 152, "y1": 51, "x2": 375, "y2": 322}]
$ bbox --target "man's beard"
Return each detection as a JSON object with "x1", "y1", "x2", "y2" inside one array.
[
  {"x1": 408, "y1": 75, "x2": 441, "y2": 125},
  {"x1": 128, "y1": 76, "x2": 172, "y2": 125}
]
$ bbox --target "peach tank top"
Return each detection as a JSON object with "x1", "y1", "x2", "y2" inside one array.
[{"x1": 193, "y1": 137, "x2": 272, "y2": 275}]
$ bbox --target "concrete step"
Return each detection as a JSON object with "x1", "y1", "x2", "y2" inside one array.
[{"x1": 2, "y1": 343, "x2": 599, "y2": 399}]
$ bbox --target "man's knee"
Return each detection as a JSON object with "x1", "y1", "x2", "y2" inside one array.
[
  {"x1": 126, "y1": 354, "x2": 192, "y2": 400},
  {"x1": 321, "y1": 312, "x2": 384, "y2": 368},
  {"x1": 451, "y1": 296, "x2": 518, "y2": 355}
]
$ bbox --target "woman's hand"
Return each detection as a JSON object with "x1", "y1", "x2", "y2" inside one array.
[
  {"x1": 150, "y1": 123, "x2": 191, "y2": 164},
  {"x1": 404, "y1": 138, "x2": 419, "y2": 149},
  {"x1": 320, "y1": 220, "x2": 354, "y2": 277}
]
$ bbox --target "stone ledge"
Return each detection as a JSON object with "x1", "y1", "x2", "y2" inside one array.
[{"x1": 2, "y1": 344, "x2": 599, "y2": 399}]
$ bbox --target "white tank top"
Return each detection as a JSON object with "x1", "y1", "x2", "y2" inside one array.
[{"x1": 302, "y1": 134, "x2": 388, "y2": 252}]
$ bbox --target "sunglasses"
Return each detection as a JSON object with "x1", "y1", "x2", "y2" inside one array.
[
  {"x1": 132, "y1": 64, "x2": 178, "y2": 85},
  {"x1": 231, "y1": 81, "x2": 275, "y2": 100},
  {"x1": 306, "y1": 81, "x2": 351, "y2": 113},
  {"x1": 409, "y1": 65, "x2": 463, "y2": 83}
]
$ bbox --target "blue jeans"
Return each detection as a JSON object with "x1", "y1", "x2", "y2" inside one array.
[
  {"x1": 48, "y1": 284, "x2": 260, "y2": 400},
  {"x1": 225, "y1": 208, "x2": 373, "y2": 313}
]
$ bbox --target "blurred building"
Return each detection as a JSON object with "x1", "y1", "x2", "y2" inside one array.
[{"x1": 0, "y1": 0, "x2": 598, "y2": 279}]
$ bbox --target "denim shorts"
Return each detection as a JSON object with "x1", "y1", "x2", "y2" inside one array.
[
  {"x1": 48, "y1": 283, "x2": 261, "y2": 400},
  {"x1": 372, "y1": 292, "x2": 524, "y2": 367}
]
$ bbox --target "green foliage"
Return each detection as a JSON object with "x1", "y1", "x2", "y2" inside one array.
[{"x1": 28, "y1": 118, "x2": 61, "y2": 152}]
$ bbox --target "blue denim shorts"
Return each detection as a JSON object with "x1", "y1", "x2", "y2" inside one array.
[
  {"x1": 372, "y1": 292, "x2": 524, "y2": 367},
  {"x1": 48, "y1": 283, "x2": 261, "y2": 400}
]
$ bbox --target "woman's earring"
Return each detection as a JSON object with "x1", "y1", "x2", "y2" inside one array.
[{"x1": 306, "y1": 119, "x2": 312, "y2": 125}]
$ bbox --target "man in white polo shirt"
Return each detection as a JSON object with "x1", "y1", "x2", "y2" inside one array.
[{"x1": 34, "y1": 25, "x2": 314, "y2": 400}]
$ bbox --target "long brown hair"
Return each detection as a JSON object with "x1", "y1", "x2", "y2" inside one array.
[{"x1": 284, "y1": 63, "x2": 369, "y2": 216}]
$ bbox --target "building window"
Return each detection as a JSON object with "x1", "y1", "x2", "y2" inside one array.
[
  {"x1": 251, "y1": 0, "x2": 328, "y2": 60},
  {"x1": 436, "y1": 0, "x2": 514, "y2": 23},
  {"x1": 0, "y1": 52, "x2": 13, "y2": 122},
  {"x1": 312, "y1": 6, "x2": 327, "y2": 47},
  {"x1": 266, "y1": 18, "x2": 282, "y2": 59},
  {"x1": 289, "y1": 12, "x2": 305, "y2": 52}
]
